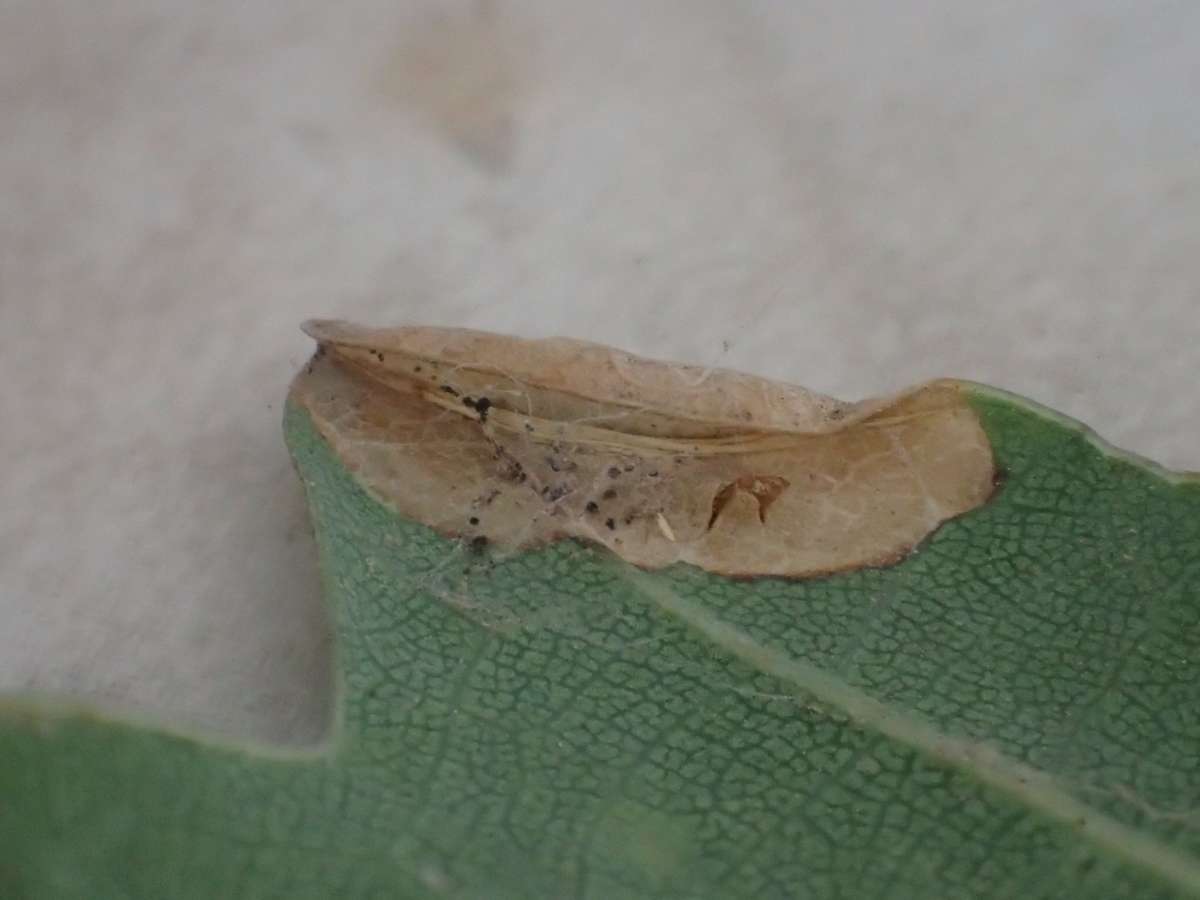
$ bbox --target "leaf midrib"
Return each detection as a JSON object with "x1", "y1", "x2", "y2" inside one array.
[{"x1": 619, "y1": 563, "x2": 1200, "y2": 898}]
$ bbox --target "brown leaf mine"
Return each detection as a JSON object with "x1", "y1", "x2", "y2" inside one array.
[{"x1": 289, "y1": 320, "x2": 996, "y2": 578}]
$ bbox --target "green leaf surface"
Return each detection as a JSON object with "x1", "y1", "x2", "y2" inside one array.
[{"x1": 2, "y1": 386, "x2": 1199, "y2": 899}]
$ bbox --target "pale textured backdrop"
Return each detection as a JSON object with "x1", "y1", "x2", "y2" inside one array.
[{"x1": 3, "y1": 0, "x2": 1197, "y2": 744}]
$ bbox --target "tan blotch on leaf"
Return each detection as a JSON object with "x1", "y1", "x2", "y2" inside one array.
[{"x1": 290, "y1": 321, "x2": 996, "y2": 578}]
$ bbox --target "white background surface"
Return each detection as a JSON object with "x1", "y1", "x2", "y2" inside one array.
[{"x1": 3, "y1": 0, "x2": 1198, "y2": 744}]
